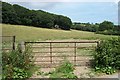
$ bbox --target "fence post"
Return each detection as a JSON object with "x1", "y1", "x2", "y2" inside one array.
[
  {"x1": 97, "y1": 40, "x2": 100, "y2": 48},
  {"x1": 13, "y1": 36, "x2": 15, "y2": 50},
  {"x1": 18, "y1": 42, "x2": 25, "y2": 53},
  {"x1": 74, "y1": 42, "x2": 77, "y2": 66},
  {"x1": 50, "y1": 42, "x2": 52, "y2": 64}
]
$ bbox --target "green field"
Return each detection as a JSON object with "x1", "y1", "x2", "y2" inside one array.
[{"x1": 1, "y1": 24, "x2": 118, "y2": 42}]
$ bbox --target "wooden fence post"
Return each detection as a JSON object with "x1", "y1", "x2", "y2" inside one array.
[
  {"x1": 13, "y1": 36, "x2": 15, "y2": 50},
  {"x1": 18, "y1": 41, "x2": 25, "y2": 53},
  {"x1": 97, "y1": 40, "x2": 100, "y2": 48}
]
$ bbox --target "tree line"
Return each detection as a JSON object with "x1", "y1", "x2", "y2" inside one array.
[
  {"x1": 72, "y1": 21, "x2": 120, "y2": 35},
  {"x1": 2, "y1": 1, "x2": 72, "y2": 30}
]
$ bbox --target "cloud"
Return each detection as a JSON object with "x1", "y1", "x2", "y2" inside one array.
[
  {"x1": 7, "y1": 2, "x2": 59, "y2": 10},
  {"x1": 3, "y1": 0, "x2": 118, "y2": 10},
  {"x1": 2, "y1": 0, "x2": 118, "y2": 2},
  {"x1": 29, "y1": 2, "x2": 59, "y2": 10}
]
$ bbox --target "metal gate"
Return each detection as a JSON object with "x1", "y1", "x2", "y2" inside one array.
[{"x1": 25, "y1": 40, "x2": 99, "y2": 67}]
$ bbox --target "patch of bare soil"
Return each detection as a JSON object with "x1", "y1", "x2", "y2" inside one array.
[{"x1": 31, "y1": 66, "x2": 92, "y2": 78}]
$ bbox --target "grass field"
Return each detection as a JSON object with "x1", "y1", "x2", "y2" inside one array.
[{"x1": 1, "y1": 24, "x2": 118, "y2": 42}]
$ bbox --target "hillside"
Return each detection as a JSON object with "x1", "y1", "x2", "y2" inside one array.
[
  {"x1": 1, "y1": 24, "x2": 118, "y2": 42},
  {"x1": 2, "y1": 1, "x2": 72, "y2": 30}
]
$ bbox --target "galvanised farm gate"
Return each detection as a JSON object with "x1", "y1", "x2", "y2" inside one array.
[{"x1": 25, "y1": 40, "x2": 99, "y2": 67}]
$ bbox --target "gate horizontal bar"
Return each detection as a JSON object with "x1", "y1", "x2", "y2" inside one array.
[{"x1": 25, "y1": 40, "x2": 99, "y2": 44}]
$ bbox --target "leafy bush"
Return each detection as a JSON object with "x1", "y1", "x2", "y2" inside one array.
[
  {"x1": 95, "y1": 66, "x2": 116, "y2": 75},
  {"x1": 55, "y1": 60, "x2": 74, "y2": 73},
  {"x1": 13, "y1": 67, "x2": 28, "y2": 79},
  {"x1": 49, "y1": 60, "x2": 78, "y2": 78},
  {"x1": 93, "y1": 37, "x2": 120, "y2": 74},
  {"x1": 2, "y1": 46, "x2": 36, "y2": 79},
  {"x1": 72, "y1": 23, "x2": 98, "y2": 32}
]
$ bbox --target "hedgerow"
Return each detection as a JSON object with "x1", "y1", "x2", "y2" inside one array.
[{"x1": 93, "y1": 37, "x2": 120, "y2": 74}]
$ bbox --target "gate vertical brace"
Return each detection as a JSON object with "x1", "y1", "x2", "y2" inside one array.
[
  {"x1": 74, "y1": 42, "x2": 77, "y2": 66},
  {"x1": 50, "y1": 42, "x2": 52, "y2": 64},
  {"x1": 13, "y1": 36, "x2": 15, "y2": 50}
]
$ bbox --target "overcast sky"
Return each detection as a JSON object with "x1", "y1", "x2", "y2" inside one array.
[{"x1": 3, "y1": 0, "x2": 119, "y2": 24}]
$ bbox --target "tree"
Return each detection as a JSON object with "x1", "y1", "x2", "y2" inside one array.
[
  {"x1": 2, "y1": 2, "x2": 18, "y2": 24},
  {"x1": 54, "y1": 15, "x2": 72, "y2": 30},
  {"x1": 98, "y1": 21, "x2": 114, "y2": 31}
]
